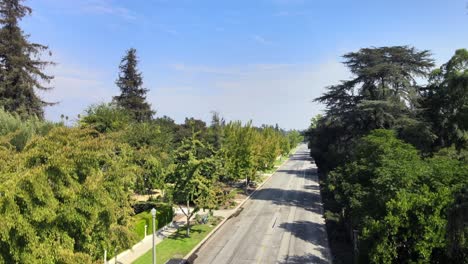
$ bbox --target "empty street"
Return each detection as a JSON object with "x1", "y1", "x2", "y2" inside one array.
[{"x1": 192, "y1": 145, "x2": 331, "y2": 264}]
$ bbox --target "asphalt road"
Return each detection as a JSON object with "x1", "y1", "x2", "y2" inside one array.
[{"x1": 192, "y1": 144, "x2": 331, "y2": 264}]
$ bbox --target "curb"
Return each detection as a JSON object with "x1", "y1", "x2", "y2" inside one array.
[{"x1": 180, "y1": 150, "x2": 295, "y2": 263}]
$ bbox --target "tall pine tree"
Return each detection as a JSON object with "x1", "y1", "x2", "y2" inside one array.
[
  {"x1": 113, "y1": 48, "x2": 154, "y2": 122},
  {"x1": 0, "y1": 0, "x2": 54, "y2": 119}
]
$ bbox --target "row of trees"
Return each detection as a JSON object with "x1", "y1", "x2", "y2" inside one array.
[
  {"x1": 80, "y1": 102, "x2": 302, "y2": 236},
  {"x1": 308, "y1": 46, "x2": 467, "y2": 263},
  {"x1": 0, "y1": 1, "x2": 304, "y2": 262},
  {"x1": 0, "y1": 107, "x2": 302, "y2": 262}
]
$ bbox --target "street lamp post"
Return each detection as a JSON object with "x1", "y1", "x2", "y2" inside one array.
[{"x1": 151, "y1": 208, "x2": 157, "y2": 264}]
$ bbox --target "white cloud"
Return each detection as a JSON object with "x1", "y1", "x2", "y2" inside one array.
[{"x1": 81, "y1": 0, "x2": 137, "y2": 20}]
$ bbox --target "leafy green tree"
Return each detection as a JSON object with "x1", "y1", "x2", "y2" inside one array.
[
  {"x1": 122, "y1": 122, "x2": 173, "y2": 194},
  {"x1": 0, "y1": 0, "x2": 54, "y2": 119},
  {"x1": 174, "y1": 117, "x2": 208, "y2": 144},
  {"x1": 0, "y1": 127, "x2": 138, "y2": 263},
  {"x1": 153, "y1": 115, "x2": 177, "y2": 141},
  {"x1": 221, "y1": 121, "x2": 257, "y2": 183},
  {"x1": 287, "y1": 130, "x2": 303, "y2": 149},
  {"x1": 80, "y1": 103, "x2": 131, "y2": 133},
  {"x1": 255, "y1": 126, "x2": 283, "y2": 170},
  {"x1": 113, "y1": 48, "x2": 154, "y2": 122},
  {"x1": 327, "y1": 130, "x2": 468, "y2": 263},
  {"x1": 0, "y1": 108, "x2": 55, "y2": 151},
  {"x1": 167, "y1": 134, "x2": 219, "y2": 236}
]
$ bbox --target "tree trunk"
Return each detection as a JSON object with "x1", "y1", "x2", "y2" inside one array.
[{"x1": 186, "y1": 199, "x2": 191, "y2": 237}]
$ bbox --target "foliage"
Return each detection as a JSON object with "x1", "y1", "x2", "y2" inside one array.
[
  {"x1": 0, "y1": 108, "x2": 55, "y2": 151},
  {"x1": 0, "y1": 2, "x2": 301, "y2": 261},
  {"x1": 207, "y1": 111, "x2": 224, "y2": 150},
  {"x1": 80, "y1": 105, "x2": 171, "y2": 195},
  {"x1": 167, "y1": 134, "x2": 220, "y2": 236},
  {"x1": 287, "y1": 130, "x2": 304, "y2": 150},
  {"x1": 310, "y1": 46, "x2": 468, "y2": 263},
  {"x1": 80, "y1": 103, "x2": 131, "y2": 133},
  {"x1": 219, "y1": 121, "x2": 299, "y2": 184},
  {"x1": 421, "y1": 49, "x2": 468, "y2": 150},
  {"x1": 327, "y1": 130, "x2": 467, "y2": 263},
  {"x1": 220, "y1": 121, "x2": 258, "y2": 183},
  {"x1": 174, "y1": 117, "x2": 208, "y2": 144},
  {"x1": 0, "y1": 127, "x2": 138, "y2": 263},
  {"x1": 0, "y1": 0, "x2": 54, "y2": 119},
  {"x1": 113, "y1": 48, "x2": 154, "y2": 122},
  {"x1": 446, "y1": 187, "x2": 468, "y2": 262},
  {"x1": 132, "y1": 204, "x2": 174, "y2": 239},
  {"x1": 311, "y1": 46, "x2": 435, "y2": 173},
  {"x1": 122, "y1": 122, "x2": 174, "y2": 194}
]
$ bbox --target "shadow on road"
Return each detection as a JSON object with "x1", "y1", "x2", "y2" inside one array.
[
  {"x1": 304, "y1": 185, "x2": 320, "y2": 191},
  {"x1": 278, "y1": 253, "x2": 329, "y2": 264},
  {"x1": 250, "y1": 164, "x2": 323, "y2": 215},
  {"x1": 288, "y1": 151, "x2": 313, "y2": 161},
  {"x1": 276, "y1": 167, "x2": 318, "y2": 175},
  {"x1": 278, "y1": 220, "x2": 328, "y2": 245},
  {"x1": 250, "y1": 188, "x2": 323, "y2": 215},
  {"x1": 277, "y1": 221, "x2": 330, "y2": 264}
]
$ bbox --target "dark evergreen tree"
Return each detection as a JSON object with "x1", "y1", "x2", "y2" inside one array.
[
  {"x1": 311, "y1": 46, "x2": 435, "y2": 172},
  {"x1": 113, "y1": 48, "x2": 154, "y2": 122},
  {"x1": 208, "y1": 111, "x2": 224, "y2": 150},
  {"x1": 0, "y1": 0, "x2": 54, "y2": 119},
  {"x1": 421, "y1": 49, "x2": 468, "y2": 150}
]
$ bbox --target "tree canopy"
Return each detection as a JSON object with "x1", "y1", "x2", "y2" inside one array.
[
  {"x1": 309, "y1": 47, "x2": 468, "y2": 263},
  {"x1": 0, "y1": 127, "x2": 137, "y2": 263}
]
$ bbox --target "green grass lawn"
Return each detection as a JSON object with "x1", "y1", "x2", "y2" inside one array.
[{"x1": 133, "y1": 219, "x2": 221, "y2": 264}]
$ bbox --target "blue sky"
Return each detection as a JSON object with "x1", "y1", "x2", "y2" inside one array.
[{"x1": 22, "y1": 0, "x2": 468, "y2": 129}]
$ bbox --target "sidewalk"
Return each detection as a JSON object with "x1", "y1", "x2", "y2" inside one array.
[{"x1": 107, "y1": 220, "x2": 186, "y2": 264}]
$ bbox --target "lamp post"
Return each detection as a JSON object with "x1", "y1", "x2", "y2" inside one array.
[{"x1": 151, "y1": 208, "x2": 157, "y2": 264}]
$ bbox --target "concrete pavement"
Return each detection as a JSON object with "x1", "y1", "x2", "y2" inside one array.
[{"x1": 191, "y1": 144, "x2": 331, "y2": 264}]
